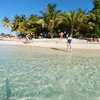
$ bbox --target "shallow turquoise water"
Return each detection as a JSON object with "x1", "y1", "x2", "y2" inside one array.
[{"x1": 0, "y1": 44, "x2": 100, "y2": 100}]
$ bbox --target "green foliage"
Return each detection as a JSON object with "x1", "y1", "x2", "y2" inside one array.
[
  {"x1": 2, "y1": 17, "x2": 11, "y2": 28},
  {"x1": 1, "y1": 1, "x2": 99, "y2": 38},
  {"x1": 93, "y1": 0, "x2": 100, "y2": 10},
  {"x1": 41, "y1": 3, "x2": 61, "y2": 38}
]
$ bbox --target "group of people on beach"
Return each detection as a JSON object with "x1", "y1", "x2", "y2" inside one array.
[
  {"x1": 24, "y1": 34, "x2": 33, "y2": 44},
  {"x1": 59, "y1": 31, "x2": 72, "y2": 52},
  {"x1": 24, "y1": 31, "x2": 72, "y2": 52}
]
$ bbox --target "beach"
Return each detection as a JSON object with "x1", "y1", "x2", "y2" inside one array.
[{"x1": 0, "y1": 38, "x2": 100, "y2": 50}]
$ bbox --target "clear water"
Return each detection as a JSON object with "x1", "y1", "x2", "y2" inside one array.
[{"x1": 0, "y1": 44, "x2": 100, "y2": 100}]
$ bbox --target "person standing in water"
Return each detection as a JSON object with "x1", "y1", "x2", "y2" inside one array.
[{"x1": 67, "y1": 34, "x2": 72, "y2": 52}]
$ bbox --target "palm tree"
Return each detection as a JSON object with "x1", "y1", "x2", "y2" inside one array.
[
  {"x1": 92, "y1": 9, "x2": 100, "y2": 27},
  {"x1": 10, "y1": 14, "x2": 40, "y2": 38},
  {"x1": 58, "y1": 9, "x2": 95, "y2": 37},
  {"x1": 41, "y1": 3, "x2": 61, "y2": 38},
  {"x1": 91, "y1": 0, "x2": 100, "y2": 28},
  {"x1": 58, "y1": 11, "x2": 79, "y2": 35},
  {"x1": 2, "y1": 17, "x2": 11, "y2": 28},
  {"x1": 76, "y1": 10, "x2": 95, "y2": 36},
  {"x1": 92, "y1": 0, "x2": 100, "y2": 10},
  {"x1": 11, "y1": 14, "x2": 29, "y2": 35},
  {"x1": 11, "y1": 15, "x2": 21, "y2": 32},
  {"x1": 18, "y1": 15, "x2": 27, "y2": 33},
  {"x1": 88, "y1": 0, "x2": 100, "y2": 38},
  {"x1": 26, "y1": 14, "x2": 40, "y2": 35}
]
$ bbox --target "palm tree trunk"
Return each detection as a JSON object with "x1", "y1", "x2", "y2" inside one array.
[
  {"x1": 50, "y1": 31, "x2": 53, "y2": 38},
  {"x1": 71, "y1": 25, "x2": 74, "y2": 35}
]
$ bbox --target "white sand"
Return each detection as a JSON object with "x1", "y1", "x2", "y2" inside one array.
[{"x1": 0, "y1": 38, "x2": 100, "y2": 49}]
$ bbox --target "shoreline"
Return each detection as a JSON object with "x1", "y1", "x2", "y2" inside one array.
[{"x1": 0, "y1": 38, "x2": 100, "y2": 50}]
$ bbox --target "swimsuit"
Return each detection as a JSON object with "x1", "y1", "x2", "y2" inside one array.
[
  {"x1": 67, "y1": 37, "x2": 72, "y2": 44},
  {"x1": 68, "y1": 39, "x2": 72, "y2": 44}
]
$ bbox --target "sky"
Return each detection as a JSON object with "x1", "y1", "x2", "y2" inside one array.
[{"x1": 0, "y1": 0, "x2": 94, "y2": 34}]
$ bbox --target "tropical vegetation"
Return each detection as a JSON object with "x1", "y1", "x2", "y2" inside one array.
[{"x1": 1, "y1": 0, "x2": 100, "y2": 39}]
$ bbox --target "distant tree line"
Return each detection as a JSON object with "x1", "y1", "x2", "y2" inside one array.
[{"x1": 2, "y1": 0, "x2": 100, "y2": 39}]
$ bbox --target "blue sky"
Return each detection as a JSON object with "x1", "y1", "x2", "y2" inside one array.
[{"x1": 0, "y1": 0, "x2": 93, "y2": 34}]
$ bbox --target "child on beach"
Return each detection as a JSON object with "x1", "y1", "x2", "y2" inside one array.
[{"x1": 67, "y1": 34, "x2": 72, "y2": 52}]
